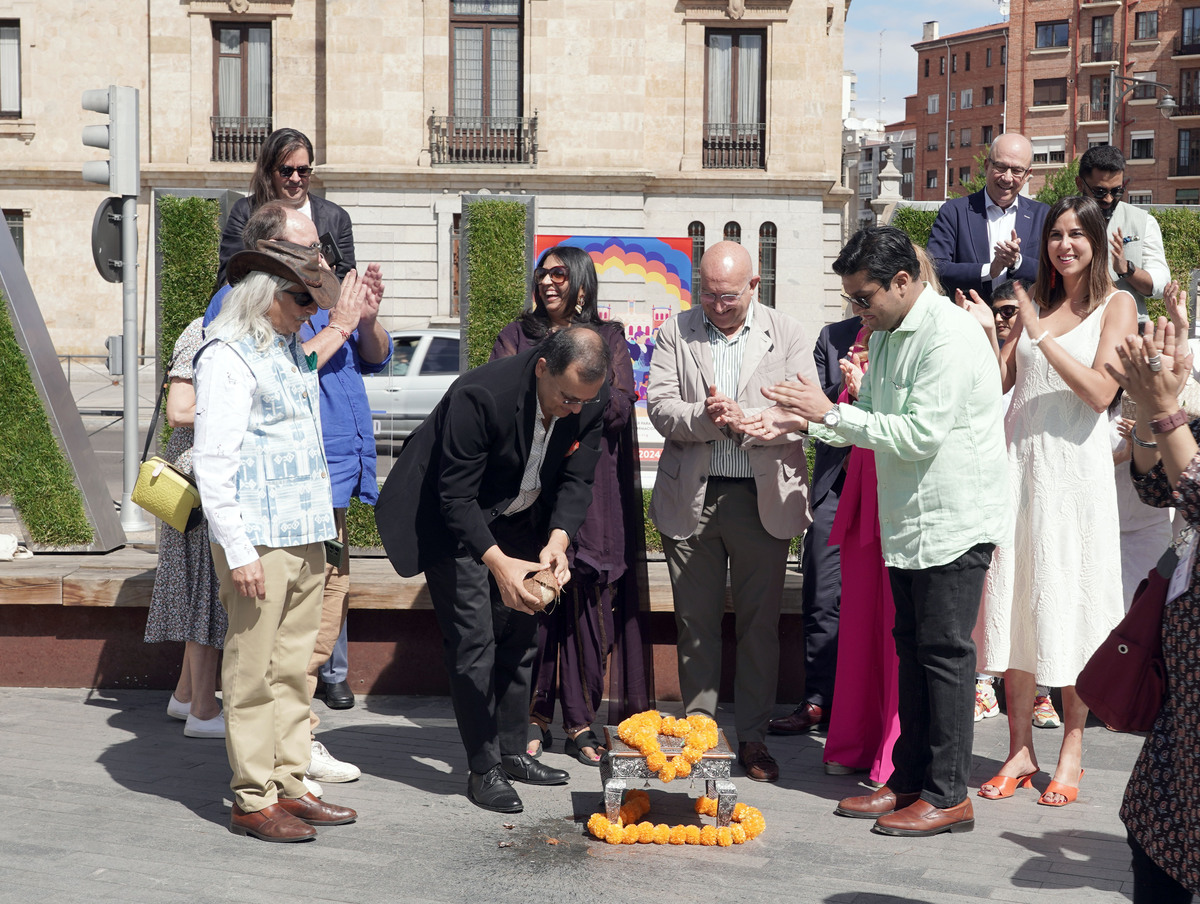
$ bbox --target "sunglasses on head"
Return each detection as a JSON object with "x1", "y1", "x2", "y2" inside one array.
[
  {"x1": 535, "y1": 265, "x2": 569, "y2": 285},
  {"x1": 277, "y1": 164, "x2": 314, "y2": 178},
  {"x1": 995, "y1": 305, "x2": 1018, "y2": 320}
]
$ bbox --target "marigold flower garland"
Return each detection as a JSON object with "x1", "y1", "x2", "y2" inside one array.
[
  {"x1": 586, "y1": 790, "x2": 766, "y2": 846},
  {"x1": 616, "y1": 711, "x2": 719, "y2": 783}
]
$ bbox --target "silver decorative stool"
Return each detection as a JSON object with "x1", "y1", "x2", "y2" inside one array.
[{"x1": 600, "y1": 724, "x2": 738, "y2": 826}]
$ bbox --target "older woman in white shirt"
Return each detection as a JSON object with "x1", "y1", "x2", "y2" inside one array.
[{"x1": 193, "y1": 240, "x2": 363, "y2": 843}]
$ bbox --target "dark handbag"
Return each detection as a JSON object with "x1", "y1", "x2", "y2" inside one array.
[
  {"x1": 130, "y1": 353, "x2": 203, "y2": 533},
  {"x1": 1075, "y1": 545, "x2": 1173, "y2": 732}
]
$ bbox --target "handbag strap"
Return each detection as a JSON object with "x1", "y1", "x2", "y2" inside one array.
[{"x1": 141, "y1": 351, "x2": 178, "y2": 464}]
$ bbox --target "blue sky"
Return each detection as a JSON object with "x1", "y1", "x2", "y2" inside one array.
[{"x1": 844, "y1": 0, "x2": 1009, "y2": 124}]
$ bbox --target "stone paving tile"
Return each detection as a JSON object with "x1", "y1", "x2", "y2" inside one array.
[{"x1": 0, "y1": 687, "x2": 1148, "y2": 903}]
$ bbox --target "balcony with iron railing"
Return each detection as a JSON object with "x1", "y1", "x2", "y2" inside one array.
[
  {"x1": 1079, "y1": 101, "x2": 1109, "y2": 123},
  {"x1": 429, "y1": 114, "x2": 538, "y2": 165},
  {"x1": 1173, "y1": 101, "x2": 1200, "y2": 118},
  {"x1": 1083, "y1": 42, "x2": 1118, "y2": 63},
  {"x1": 1170, "y1": 156, "x2": 1200, "y2": 177},
  {"x1": 210, "y1": 116, "x2": 271, "y2": 163},
  {"x1": 1175, "y1": 35, "x2": 1200, "y2": 57},
  {"x1": 703, "y1": 122, "x2": 765, "y2": 169}
]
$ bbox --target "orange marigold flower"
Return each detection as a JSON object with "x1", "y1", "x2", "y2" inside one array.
[
  {"x1": 652, "y1": 824, "x2": 671, "y2": 844},
  {"x1": 622, "y1": 824, "x2": 640, "y2": 844},
  {"x1": 658, "y1": 763, "x2": 677, "y2": 783},
  {"x1": 626, "y1": 788, "x2": 649, "y2": 804},
  {"x1": 605, "y1": 823, "x2": 624, "y2": 844},
  {"x1": 687, "y1": 714, "x2": 711, "y2": 730},
  {"x1": 682, "y1": 746, "x2": 704, "y2": 764},
  {"x1": 587, "y1": 814, "x2": 609, "y2": 838},
  {"x1": 684, "y1": 825, "x2": 702, "y2": 845},
  {"x1": 731, "y1": 824, "x2": 747, "y2": 844},
  {"x1": 637, "y1": 821, "x2": 655, "y2": 843},
  {"x1": 717, "y1": 827, "x2": 733, "y2": 847},
  {"x1": 695, "y1": 796, "x2": 718, "y2": 817},
  {"x1": 646, "y1": 751, "x2": 667, "y2": 771},
  {"x1": 732, "y1": 802, "x2": 749, "y2": 820},
  {"x1": 673, "y1": 757, "x2": 691, "y2": 777},
  {"x1": 669, "y1": 825, "x2": 687, "y2": 845},
  {"x1": 700, "y1": 825, "x2": 718, "y2": 846}
]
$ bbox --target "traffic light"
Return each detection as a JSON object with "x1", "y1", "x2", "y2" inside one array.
[{"x1": 82, "y1": 86, "x2": 139, "y2": 197}]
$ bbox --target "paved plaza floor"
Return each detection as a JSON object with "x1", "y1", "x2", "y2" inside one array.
[{"x1": 0, "y1": 687, "x2": 1143, "y2": 904}]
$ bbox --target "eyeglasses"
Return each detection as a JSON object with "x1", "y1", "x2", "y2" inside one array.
[
  {"x1": 987, "y1": 160, "x2": 1030, "y2": 180},
  {"x1": 281, "y1": 288, "x2": 317, "y2": 308},
  {"x1": 535, "y1": 265, "x2": 569, "y2": 285},
  {"x1": 994, "y1": 305, "x2": 1018, "y2": 320},
  {"x1": 277, "y1": 165, "x2": 314, "y2": 179},
  {"x1": 1082, "y1": 181, "x2": 1125, "y2": 201},
  {"x1": 559, "y1": 390, "x2": 602, "y2": 407},
  {"x1": 699, "y1": 282, "x2": 751, "y2": 306},
  {"x1": 840, "y1": 282, "x2": 885, "y2": 310}
]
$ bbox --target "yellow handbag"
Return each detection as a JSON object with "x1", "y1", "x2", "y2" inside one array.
[{"x1": 130, "y1": 352, "x2": 203, "y2": 533}]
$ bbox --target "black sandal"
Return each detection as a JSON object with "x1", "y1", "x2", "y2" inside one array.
[
  {"x1": 564, "y1": 728, "x2": 605, "y2": 766},
  {"x1": 527, "y1": 723, "x2": 551, "y2": 759}
]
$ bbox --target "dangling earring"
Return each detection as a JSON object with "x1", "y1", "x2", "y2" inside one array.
[
  {"x1": 575, "y1": 302, "x2": 584, "y2": 316},
  {"x1": 1050, "y1": 269, "x2": 1057, "y2": 290}
]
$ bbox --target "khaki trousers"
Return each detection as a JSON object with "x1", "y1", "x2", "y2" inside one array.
[
  {"x1": 214, "y1": 541, "x2": 325, "y2": 813},
  {"x1": 307, "y1": 507, "x2": 350, "y2": 735}
]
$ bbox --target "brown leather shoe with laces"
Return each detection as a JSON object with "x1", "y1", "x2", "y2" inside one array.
[
  {"x1": 277, "y1": 792, "x2": 357, "y2": 826},
  {"x1": 834, "y1": 785, "x2": 921, "y2": 819},
  {"x1": 229, "y1": 803, "x2": 317, "y2": 842},
  {"x1": 738, "y1": 741, "x2": 780, "y2": 782},
  {"x1": 768, "y1": 702, "x2": 828, "y2": 735}
]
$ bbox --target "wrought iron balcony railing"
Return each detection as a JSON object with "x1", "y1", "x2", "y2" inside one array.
[
  {"x1": 210, "y1": 116, "x2": 272, "y2": 163},
  {"x1": 429, "y1": 114, "x2": 538, "y2": 165},
  {"x1": 1078, "y1": 101, "x2": 1108, "y2": 122},
  {"x1": 703, "y1": 122, "x2": 765, "y2": 169},
  {"x1": 1170, "y1": 156, "x2": 1200, "y2": 177},
  {"x1": 1084, "y1": 42, "x2": 1117, "y2": 63}
]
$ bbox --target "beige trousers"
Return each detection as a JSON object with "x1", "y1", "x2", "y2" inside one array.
[
  {"x1": 213, "y1": 541, "x2": 325, "y2": 813},
  {"x1": 307, "y1": 507, "x2": 351, "y2": 735}
]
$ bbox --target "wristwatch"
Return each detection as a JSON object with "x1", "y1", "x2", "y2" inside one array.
[
  {"x1": 822, "y1": 404, "x2": 841, "y2": 429},
  {"x1": 1123, "y1": 260, "x2": 1137, "y2": 279},
  {"x1": 1149, "y1": 409, "x2": 1188, "y2": 434}
]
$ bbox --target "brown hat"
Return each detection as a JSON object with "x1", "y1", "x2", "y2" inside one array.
[{"x1": 226, "y1": 239, "x2": 341, "y2": 310}]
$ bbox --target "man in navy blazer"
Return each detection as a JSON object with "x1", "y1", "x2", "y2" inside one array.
[
  {"x1": 927, "y1": 133, "x2": 1049, "y2": 304},
  {"x1": 375, "y1": 326, "x2": 609, "y2": 814},
  {"x1": 769, "y1": 315, "x2": 860, "y2": 737}
]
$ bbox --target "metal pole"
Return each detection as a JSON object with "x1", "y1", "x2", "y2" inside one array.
[
  {"x1": 1107, "y1": 64, "x2": 1117, "y2": 147},
  {"x1": 118, "y1": 192, "x2": 149, "y2": 532}
]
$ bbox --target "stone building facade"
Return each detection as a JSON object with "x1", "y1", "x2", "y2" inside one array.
[{"x1": 0, "y1": 0, "x2": 851, "y2": 355}]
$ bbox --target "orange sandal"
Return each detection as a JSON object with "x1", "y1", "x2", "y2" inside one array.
[
  {"x1": 1037, "y1": 769, "x2": 1084, "y2": 807},
  {"x1": 978, "y1": 771, "x2": 1037, "y2": 800}
]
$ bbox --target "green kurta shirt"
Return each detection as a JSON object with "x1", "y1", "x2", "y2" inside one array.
[{"x1": 808, "y1": 283, "x2": 1013, "y2": 569}]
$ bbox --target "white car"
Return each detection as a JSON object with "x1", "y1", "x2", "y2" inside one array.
[{"x1": 364, "y1": 329, "x2": 461, "y2": 443}]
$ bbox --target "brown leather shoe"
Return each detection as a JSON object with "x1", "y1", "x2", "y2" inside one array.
[
  {"x1": 738, "y1": 741, "x2": 780, "y2": 783},
  {"x1": 872, "y1": 797, "x2": 974, "y2": 836},
  {"x1": 834, "y1": 785, "x2": 921, "y2": 819},
  {"x1": 768, "y1": 702, "x2": 828, "y2": 735},
  {"x1": 277, "y1": 792, "x2": 357, "y2": 826},
  {"x1": 229, "y1": 803, "x2": 317, "y2": 842}
]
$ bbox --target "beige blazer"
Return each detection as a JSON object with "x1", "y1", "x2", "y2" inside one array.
[{"x1": 647, "y1": 303, "x2": 818, "y2": 541}]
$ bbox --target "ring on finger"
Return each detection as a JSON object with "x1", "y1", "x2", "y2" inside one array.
[{"x1": 1148, "y1": 354, "x2": 1163, "y2": 372}]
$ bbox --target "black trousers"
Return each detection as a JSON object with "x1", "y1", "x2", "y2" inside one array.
[
  {"x1": 887, "y1": 543, "x2": 993, "y2": 809},
  {"x1": 424, "y1": 510, "x2": 540, "y2": 775},
  {"x1": 1129, "y1": 833, "x2": 1195, "y2": 904},
  {"x1": 800, "y1": 469, "x2": 844, "y2": 708}
]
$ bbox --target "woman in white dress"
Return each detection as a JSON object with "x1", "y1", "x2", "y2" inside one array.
[{"x1": 979, "y1": 196, "x2": 1137, "y2": 806}]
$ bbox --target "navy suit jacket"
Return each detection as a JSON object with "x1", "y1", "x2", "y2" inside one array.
[
  {"x1": 927, "y1": 190, "x2": 1049, "y2": 304},
  {"x1": 374, "y1": 347, "x2": 608, "y2": 577},
  {"x1": 810, "y1": 317, "x2": 860, "y2": 505},
  {"x1": 216, "y1": 193, "x2": 356, "y2": 285}
]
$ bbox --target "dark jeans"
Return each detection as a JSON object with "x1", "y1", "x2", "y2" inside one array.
[
  {"x1": 801, "y1": 469, "x2": 844, "y2": 708},
  {"x1": 887, "y1": 543, "x2": 993, "y2": 809},
  {"x1": 424, "y1": 510, "x2": 540, "y2": 775},
  {"x1": 1129, "y1": 833, "x2": 1195, "y2": 904}
]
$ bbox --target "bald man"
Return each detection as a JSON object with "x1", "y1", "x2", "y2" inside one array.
[
  {"x1": 927, "y1": 132, "x2": 1049, "y2": 304},
  {"x1": 647, "y1": 241, "x2": 818, "y2": 783}
]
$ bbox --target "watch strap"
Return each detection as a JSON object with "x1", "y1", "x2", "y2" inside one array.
[{"x1": 1149, "y1": 409, "x2": 1189, "y2": 435}]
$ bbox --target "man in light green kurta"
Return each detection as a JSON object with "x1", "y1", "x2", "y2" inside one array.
[{"x1": 741, "y1": 226, "x2": 1012, "y2": 838}]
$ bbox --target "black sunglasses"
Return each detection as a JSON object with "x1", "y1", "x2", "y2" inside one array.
[
  {"x1": 535, "y1": 266, "x2": 569, "y2": 285},
  {"x1": 994, "y1": 305, "x2": 1018, "y2": 320},
  {"x1": 1083, "y1": 181, "x2": 1125, "y2": 201},
  {"x1": 282, "y1": 288, "x2": 316, "y2": 308},
  {"x1": 277, "y1": 164, "x2": 314, "y2": 178}
]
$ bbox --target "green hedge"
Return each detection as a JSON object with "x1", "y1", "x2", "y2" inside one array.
[
  {"x1": 464, "y1": 200, "x2": 528, "y2": 368},
  {"x1": 0, "y1": 300, "x2": 93, "y2": 545},
  {"x1": 889, "y1": 207, "x2": 936, "y2": 247}
]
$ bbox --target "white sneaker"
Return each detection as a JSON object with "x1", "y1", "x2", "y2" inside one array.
[
  {"x1": 306, "y1": 739, "x2": 361, "y2": 783},
  {"x1": 302, "y1": 776, "x2": 324, "y2": 798},
  {"x1": 167, "y1": 695, "x2": 190, "y2": 721},
  {"x1": 183, "y1": 711, "x2": 226, "y2": 739},
  {"x1": 975, "y1": 682, "x2": 999, "y2": 722}
]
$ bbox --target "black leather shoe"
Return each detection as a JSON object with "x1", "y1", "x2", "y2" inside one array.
[
  {"x1": 467, "y1": 766, "x2": 523, "y2": 813},
  {"x1": 320, "y1": 680, "x2": 355, "y2": 710},
  {"x1": 501, "y1": 753, "x2": 569, "y2": 786}
]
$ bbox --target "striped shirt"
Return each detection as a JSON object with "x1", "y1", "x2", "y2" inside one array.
[
  {"x1": 704, "y1": 304, "x2": 755, "y2": 479},
  {"x1": 504, "y1": 395, "x2": 558, "y2": 515}
]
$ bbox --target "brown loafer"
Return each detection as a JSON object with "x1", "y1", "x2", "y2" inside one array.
[
  {"x1": 230, "y1": 803, "x2": 317, "y2": 842},
  {"x1": 277, "y1": 792, "x2": 357, "y2": 826},
  {"x1": 834, "y1": 784, "x2": 921, "y2": 819},
  {"x1": 872, "y1": 797, "x2": 974, "y2": 836},
  {"x1": 738, "y1": 741, "x2": 780, "y2": 783},
  {"x1": 768, "y1": 702, "x2": 828, "y2": 735}
]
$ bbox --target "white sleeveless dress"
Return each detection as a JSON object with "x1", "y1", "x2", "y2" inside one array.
[{"x1": 983, "y1": 294, "x2": 1125, "y2": 687}]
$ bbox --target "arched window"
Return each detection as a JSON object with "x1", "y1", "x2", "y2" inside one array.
[
  {"x1": 758, "y1": 221, "x2": 777, "y2": 308},
  {"x1": 688, "y1": 220, "x2": 705, "y2": 300},
  {"x1": 723, "y1": 221, "x2": 741, "y2": 243}
]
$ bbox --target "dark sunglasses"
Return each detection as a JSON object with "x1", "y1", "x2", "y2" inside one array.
[
  {"x1": 535, "y1": 265, "x2": 569, "y2": 285},
  {"x1": 282, "y1": 288, "x2": 316, "y2": 307},
  {"x1": 994, "y1": 305, "x2": 1018, "y2": 320},
  {"x1": 1083, "y1": 182, "x2": 1124, "y2": 201},
  {"x1": 277, "y1": 164, "x2": 314, "y2": 178}
]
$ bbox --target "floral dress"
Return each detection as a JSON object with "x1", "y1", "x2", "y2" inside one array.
[
  {"x1": 1120, "y1": 419, "x2": 1200, "y2": 895},
  {"x1": 143, "y1": 319, "x2": 226, "y2": 648}
]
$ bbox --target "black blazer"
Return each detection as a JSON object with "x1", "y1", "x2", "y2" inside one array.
[
  {"x1": 810, "y1": 316, "x2": 860, "y2": 505},
  {"x1": 216, "y1": 194, "x2": 357, "y2": 285},
  {"x1": 375, "y1": 347, "x2": 608, "y2": 577}
]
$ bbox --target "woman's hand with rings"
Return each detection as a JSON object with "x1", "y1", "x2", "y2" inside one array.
[{"x1": 1106, "y1": 319, "x2": 1191, "y2": 412}]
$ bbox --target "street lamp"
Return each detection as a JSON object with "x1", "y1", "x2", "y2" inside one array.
[{"x1": 1107, "y1": 64, "x2": 1177, "y2": 148}]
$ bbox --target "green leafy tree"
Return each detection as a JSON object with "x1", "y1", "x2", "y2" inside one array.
[
  {"x1": 950, "y1": 148, "x2": 991, "y2": 198},
  {"x1": 1034, "y1": 159, "x2": 1080, "y2": 206}
]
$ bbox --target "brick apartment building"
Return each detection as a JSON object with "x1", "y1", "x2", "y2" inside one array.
[{"x1": 910, "y1": 21, "x2": 1010, "y2": 201}]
